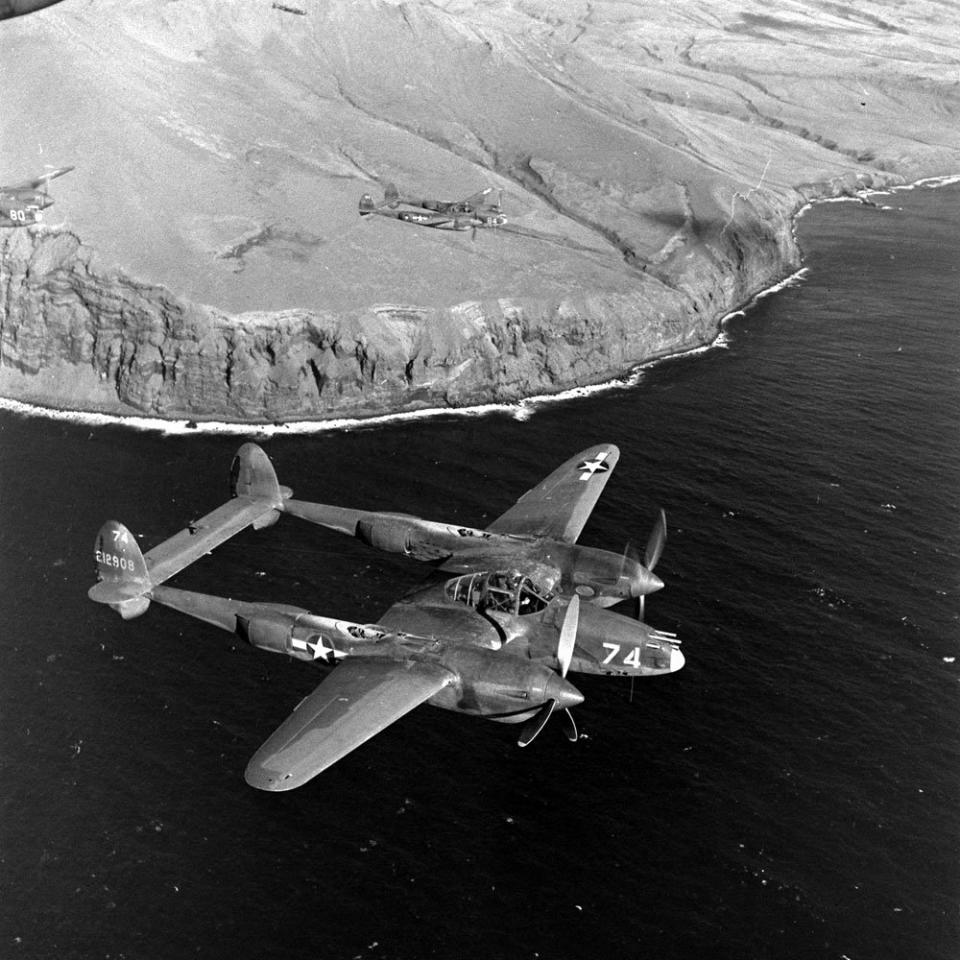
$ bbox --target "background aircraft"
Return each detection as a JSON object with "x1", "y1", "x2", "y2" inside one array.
[
  {"x1": 89, "y1": 443, "x2": 684, "y2": 791},
  {"x1": 0, "y1": 166, "x2": 73, "y2": 227},
  {"x1": 359, "y1": 182, "x2": 507, "y2": 236},
  {"x1": 0, "y1": 0, "x2": 64, "y2": 19}
]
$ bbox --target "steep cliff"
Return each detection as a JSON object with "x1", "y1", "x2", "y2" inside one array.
[
  {"x1": 0, "y1": 194, "x2": 798, "y2": 419},
  {"x1": 2, "y1": 0, "x2": 958, "y2": 421}
]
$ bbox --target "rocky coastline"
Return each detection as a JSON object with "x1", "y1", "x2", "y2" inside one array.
[{"x1": 0, "y1": 192, "x2": 800, "y2": 423}]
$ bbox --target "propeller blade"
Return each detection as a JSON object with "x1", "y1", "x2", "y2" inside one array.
[
  {"x1": 518, "y1": 699, "x2": 557, "y2": 747},
  {"x1": 557, "y1": 594, "x2": 580, "y2": 678},
  {"x1": 620, "y1": 541, "x2": 640, "y2": 575},
  {"x1": 561, "y1": 708, "x2": 579, "y2": 742},
  {"x1": 644, "y1": 509, "x2": 667, "y2": 572},
  {"x1": 637, "y1": 593, "x2": 645, "y2": 622}
]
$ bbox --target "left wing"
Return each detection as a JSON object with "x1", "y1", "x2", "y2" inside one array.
[
  {"x1": 486, "y1": 444, "x2": 620, "y2": 543},
  {"x1": 4, "y1": 166, "x2": 74, "y2": 192},
  {"x1": 245, "y1": 659, "x2": 456, "y2": 790}
]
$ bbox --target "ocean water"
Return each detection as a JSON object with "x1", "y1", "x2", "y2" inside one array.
[{"x1": 0, "y1": 183, "x2": 957, "y2": 960}]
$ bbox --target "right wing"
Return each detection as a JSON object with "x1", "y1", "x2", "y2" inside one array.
[
  {"x1": 486, "y1": 444, "x2": 620, "y2": 543},
  {"x1": 245, "y1": 659, "x2": 456, "y2": 790}
]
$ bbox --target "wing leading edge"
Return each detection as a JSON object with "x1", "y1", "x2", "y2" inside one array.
[
  {"x1": 245, "y1": 659, "x2": 456, "y2": 791},
  {"x1": 486, "y1": 444, "x2": 620, "y2": 543}
]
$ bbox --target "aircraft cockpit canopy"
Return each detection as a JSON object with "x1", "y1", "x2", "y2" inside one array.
[{"x1": 445, "y1": 571, "x2": 555, "y2": 617}]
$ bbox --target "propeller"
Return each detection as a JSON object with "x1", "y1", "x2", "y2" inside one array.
[
  {"x1": 645, "y1": 508, "x2": 667, "y2": 573},
  {"x1": 518, "y1": 595, "x2": 581, "y2": 747},
  {"x1": 617, "y1": 509, "x2": 667, "y2": 620},
  {"x1": 638, "y1": 508, "x2": 667, "y2": 620}
]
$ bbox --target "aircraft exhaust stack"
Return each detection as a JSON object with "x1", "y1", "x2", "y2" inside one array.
[{"x1": 88, "y1": 520, "x2": 153, "y2": 619}]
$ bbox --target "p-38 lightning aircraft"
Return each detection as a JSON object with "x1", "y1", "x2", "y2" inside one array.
[
  {"x1": 359, "y1": 182, "x2": 507, "y2": 236},
  {"x1": 89, "y1": 443, "x2": 683, "y2": 792},
  {"x1": 0, "y1": 0, "x2": 64, "y2": 19},
  {"x1": 0, "y1": 166, "x2": 73, "y2": 227}
]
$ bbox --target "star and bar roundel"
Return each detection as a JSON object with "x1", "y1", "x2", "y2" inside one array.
[{"x1": 576, "y1": 452, "x2": 611, "y2": 481}]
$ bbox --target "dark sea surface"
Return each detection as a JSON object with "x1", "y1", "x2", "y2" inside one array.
[{"x1": 1, "y1": 183, "x2": 958, "y2": 960}]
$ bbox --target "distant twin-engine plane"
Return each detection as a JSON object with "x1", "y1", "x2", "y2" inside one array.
[
  {"x1": 89, "y1": 443, "x2": 683, "y2": 791},
  {"x1": 359, "y1": 182, "x2": 507, "y2": 236},
  {"x1": 0, "y1": 0, "x2": 64, "y2": 19},
  {"x1": 0, "y1": 166, "x2": 73, "y2": 227}
]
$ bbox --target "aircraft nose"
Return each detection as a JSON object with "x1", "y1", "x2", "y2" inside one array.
[
  {"x1": 545, "y1": 673, "x2": 584, "y2": 711},
  {"x1": 669, "y1": 645, "x2": 685, "y2": 673}
]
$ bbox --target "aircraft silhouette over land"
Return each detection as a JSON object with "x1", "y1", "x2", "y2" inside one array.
[
  {"x1": 0, "y1": 0, "x2": 64, "y2": 19},
  {"x1": 359, "y1": 182, "x2": 507, "y2": 237},
  {"x1": 89, "y1": 443, "x2": 683, "y2": 791},
  {"x1": 0, "y1": 166, "x2": 73, "y2": 227}
]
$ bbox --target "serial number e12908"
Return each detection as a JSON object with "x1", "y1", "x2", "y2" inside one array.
[{"x1": 96, "y1": 549, "x2": 137, "y2": 572}]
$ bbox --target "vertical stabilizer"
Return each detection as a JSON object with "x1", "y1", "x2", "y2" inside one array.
[
  {"x1": 230, "y1": 443, "x2": 288, "y2": 528},
  {"x1": 88, "y1": 521, "x2": 152, "y2": 618}
]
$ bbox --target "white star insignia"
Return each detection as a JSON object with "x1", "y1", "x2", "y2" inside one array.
[
  {"x1": 307, "y1": 638, "x2": 345, "y2": 661},
  {"x1": 577, "y1": 453, "x2": 610, "y2": 481}
]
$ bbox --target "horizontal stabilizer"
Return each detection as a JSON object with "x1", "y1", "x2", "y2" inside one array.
[
  {"x1": 89, "y1": 444, "x2": 290, "y2": 616},
  {"x1": 140, "y1": 443, "x2": 288, "y2": 586}
]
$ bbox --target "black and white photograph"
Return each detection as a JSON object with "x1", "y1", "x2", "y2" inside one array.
[{"x1": 1, "y1": 2, "x2": 957, "y2": 958}]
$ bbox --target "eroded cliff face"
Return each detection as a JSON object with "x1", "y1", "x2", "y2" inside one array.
[{"x1": 0, "y1": 191, "x2": 799, "y2": 420}]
